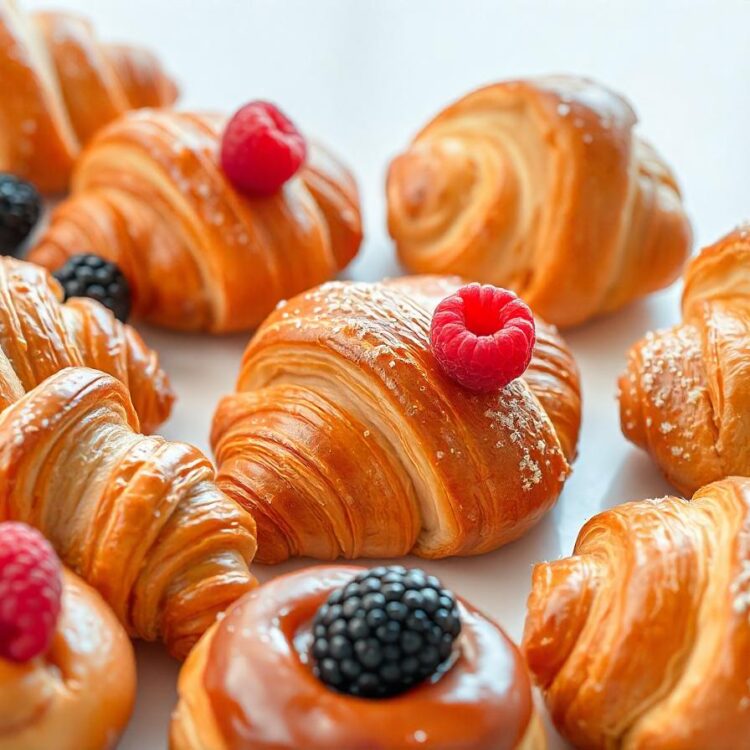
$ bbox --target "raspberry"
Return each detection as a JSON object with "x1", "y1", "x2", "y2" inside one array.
[
  {"x1": 220, "y1": 101, "x2": 307, "y2": 196},
  {"x1": 430, "y1": 283, "x2": 536, "y2": 392},
  {"x1": 0, "y1": 522, "x2": 62, "y2": 662}
]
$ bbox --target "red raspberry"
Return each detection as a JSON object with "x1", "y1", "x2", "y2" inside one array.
[
  {"x1": 0, "y1": 522, "x2": 62, "y2": 662},
  {"x1": 430, "y1": 283, "x2": 536, "y2": 392},
  {"x1": 220, "y1": 101, "x2": 307, "y2": 196}
]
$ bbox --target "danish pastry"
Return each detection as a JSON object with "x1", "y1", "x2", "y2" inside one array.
[{"x1": 387, "y1": 76, "x2": 692, "y2": 327}]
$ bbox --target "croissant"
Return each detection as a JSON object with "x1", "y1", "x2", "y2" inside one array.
[
  {"x1": 0, "y1": 0, "x2": 177, "y2": 193},
  {"x1": 0, "y1": 367, "x2": 257, "y2": 659},
  {"x1": 171, "y1": 566, "x2": 546, "y2": 750},
  {"x1": 523, "y1": 476, "x2": 750, "y2": 749},
  {"x1": 0, "y1": 256, "x2": 172, "y2": 433},
  {"x1": 386, "y1": 75, "x2": 692, "y2": 328},
  {"x1": 28, "y1": 108, "x2": 363, "y2": 332},
  {"x1": 211, "y1": 275, "x2": 581, "y2": 561},
  {"x1": 619, "y1": 226, "x2": 750, "y2": 495},
  {"x1": 0, "y1": 569, "x2": 136, "y2": 750}
]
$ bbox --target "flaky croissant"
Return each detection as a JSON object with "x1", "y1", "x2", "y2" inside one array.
[
  {"x1": 619, "y1": 226, "x2": 750, "y2": 495},
  {"x1": 28, "y1": 108, "x2": 363, "y2": 332},
  {"x1": 171, "y1": 566, "x2": 546, "y2": 750},
  {"x1": 211, "y1": 275, "x2": 581, "y2": 562},
  {"x1": 0, "y1": 0, "x2": 177, "y2": 193},
  {"x1": 0, "y1": 569, "x2": 136, "y2": 750},
  {"x1": 0, "y1": 367, "x2": 257, "y2": 659},
  {"x1": 387, "y1": 75, "x2": 692, "y2": 327},
  {"x1": 0, "y1": 256, "x2": 172, "y2": 433},
  {"x1": 523, "y1": 476, "x2": 750, "y2": 749}
]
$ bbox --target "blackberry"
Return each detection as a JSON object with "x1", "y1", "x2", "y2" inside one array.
[
  {"x1": 311, "y1": 566, "x2": 461, "y2": 698},
  {"x1": 53, "y1": 254, "x2": 132, "y2": 322},
  {"x1": 0, "y1": 174, "x2": 42, "y2": 256}
]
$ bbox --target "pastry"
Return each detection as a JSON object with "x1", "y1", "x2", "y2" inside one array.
[
  {"x1": 619, "y1": 225, "x2": 750, "y2": 494},
  {"x1": 0, "y1": 522, "x2": 135, "y2": 750},
  {"x1": 211, "y1": 275, "x2": 581, "y2": 561},
  {"x1": 387, "y1": 75, "x2": 692, "y2": 327},
  {"x1": 0, "y1": 367, "x2": 257, "y2": 659},
  {"x1": 171, "y1": 565, "x2": 546, "y2": 749},
  {"x1": 523, "y1": 476, "x2": 750, "y2": 749},
  {"x1": 0, "y1": 0, "x2": 177, "y2": 193},
  {"x1": 0, "y1": 255, "x2": 172, "y2": 433},
  {"x1": 29, "y1": 103, "x2": 363, "y2": 332}
]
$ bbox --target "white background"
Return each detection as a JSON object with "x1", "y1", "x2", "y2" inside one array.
[{"x1": 23, "y1": 1, "x2": 750, "y2": 747}]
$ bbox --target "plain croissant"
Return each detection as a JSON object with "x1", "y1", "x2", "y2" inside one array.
[
  {"x1": 387, "y1": 75, "x2": 692, "y2": 327},
  {"x1": 619, "y1": 225, "x2": 750, "y2": 495},
  {"x1": 0, "y1": 0, "x2": 177, "y2": 193},
  {"x1": 523, "y1": 476, "x2": 750, "y2": 749},
  {"x1": 0, "y1": 256, "x2": 172, "y2": 433},
  {"x1": 29, "y1": 108, "x2": 363, "y2": 332},
  {"x1": 0, "y1": 367, "x2": 257, "y2": 660},
  {"x1": 211, "y1": 275, "x2": 581, "y2": 562}
]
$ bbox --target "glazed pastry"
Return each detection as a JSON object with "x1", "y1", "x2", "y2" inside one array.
[
  {"x1": 29, "y1": 107, "x2": 363, "y2": 332},
  {"x1": 387, "y1": 75, "x2": 692, "y2": 327},
  {"x1": 171, "y1": 565, "x2": 546, "y2": 749},
  {"x1": 0, "y1": 367, "x2": 257, "y2": 659},
  {"x1": 619, "y1": 226, "x2": 750, "y2": 494},
  {"x1": 0, "y1": 256, "x2": 172, "y2": 433},
  {"x1": 211, "y1": 275, "x2": 581, "y2": 561},
  {"x1": 0, "y1": 0, "x2": 177, "y2": 193},
  {"x1": 0, "y1": 569, "x2": 136, "y2": 750},
  {"x1": 523, "y1": 476, "x2": 750, "y2": 749}
]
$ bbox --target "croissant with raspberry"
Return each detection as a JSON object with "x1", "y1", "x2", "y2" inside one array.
[
  {"x1": 29, "y1": 108, "x2": 363, "y2": 332},
  {"x1": 0, "y1": 256, "x2": 172, "y2": 432},
  {"x1": 0, "y1": 367, "x2": 257, "y2": 659},
  {"x1": 619, "y1": 226, "x2": 750, "y2": 495},
  {"x1": 171, "y1": 566, "x2": 546, "y2": 750},
  {"x1": 524, "y1": 476, "x2": 750, "y2": 749},
  {"x1": 0, "y1": 0, "x2": 177, "y2": 193},
  {"x1": 211, "y1": 275, "x2": 581, "y2": 561},
  {"x1": 387, "y1": 76, "x2": 692, "y2": 327},
  {"x1": 0, "y1": 569, "x2": 136, "y2": 750}
]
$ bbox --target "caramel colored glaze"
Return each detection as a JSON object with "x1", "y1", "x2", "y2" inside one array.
[
  {"x1": 619, "y1": 225, "x2": 750, "y2": 494},
  {"x1": 212, "y1": 275, "x2": 580, "y2": 561},
  {"x1": 523, "y1": 477, "x2": 750, "y2": 749},
  {"x1": 0, "y1": 569, "x2": 135, "y2": 750},
  {"x1": 387, "y1": 75, "x2": 691, "y2": 328},
  {"x1": 29, "y1": 109, "x2": 363, "y2": 332},
  {"x1": 0, "y1": 0, "x2": 177, "y2": 194},
  {"x1": 201, "y1": 566, "x2": 534, "y2": 750},
  {"x1": 0, "y1": 368, "x2": 257, "y2": 659},
  {"x1": 0, "y1": 256, "x2": 173, "y2": 433}
]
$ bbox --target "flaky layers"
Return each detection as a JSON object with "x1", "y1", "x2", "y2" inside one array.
[
  {"x1": 0, "y1": 0, "x2": 177, "y2": 193},
  {"x1": 212, "y1": 275, "x2": 581, "y2": 561},
  {"x1": 619, "y1": 226, "x2": 750, "y2": 494},
  {"x1": 387, "y1": 76, "x2": 691, "y2": 327},
  {"x1": 170, "y1": 566, "x2": 546, "y2": 750},
  {"x1": 523, "y1": 476, "x2": 750, "y2": 749},
  {"x1": 0, "y1": 368, "x2": 257, "y2": 659},
  {"x1": 0, "y1": 569, "x2": 135, "y2": 750},
  {"x1": 0, "y1": 256, "x2": 172, "y2": 433},
  {"x1": 29, "y1": 109, "x2": 363, "y2": 331}
]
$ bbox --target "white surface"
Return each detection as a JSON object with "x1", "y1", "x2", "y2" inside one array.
[{"x1": 23, "y1": 0, "x2": 750, "y2": 747}]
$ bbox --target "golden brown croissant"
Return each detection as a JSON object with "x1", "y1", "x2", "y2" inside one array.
[
  {"x1": 0, "y1": 0, "x2": 177, "y2": 193},
  {"x1": 211, "y1": 275, "x2": 581, "y2": 562},
  {"x1": 387, "y1": 75, "x2": 692, "y2": 327},
  {"x1": 619, "y1": 226, "x2": 750, "y2": 495},
  {"x1": 0, "y1": 255, "x2": 172, "y2": 433},
  {"x1": 0, "y1": 569, "x2": 136, "y2": 750},
  {"x1": 523, "y1": 476, "x2": 750, "y2": 749},
  {"x1": 28, "y1": 109, "x2": 363, "y2": 332},
  {"x1": 171, "y1": 566, "x2": 546, "y2": 750},
  {"x1": 0, "y1": 367, "x2": 257, "y2": 659}
]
